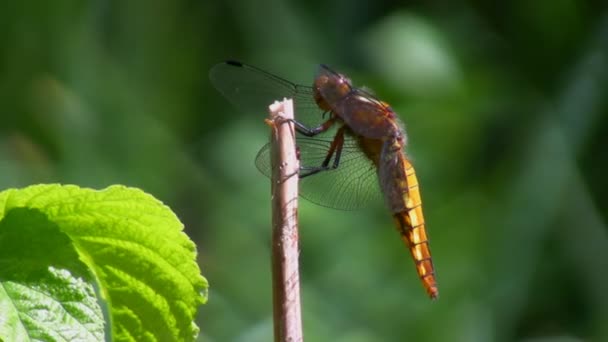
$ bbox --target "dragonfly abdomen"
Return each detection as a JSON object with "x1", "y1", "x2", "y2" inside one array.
[
  {"x1": 393, "y1": 210, "x2": 438, "y2": 299},
  {"x1": 379, "y1": 137, "x2": 438, "y2": 299},
  {"x1": 397, "y1": 158, "x2": 438, "y2": 299}
]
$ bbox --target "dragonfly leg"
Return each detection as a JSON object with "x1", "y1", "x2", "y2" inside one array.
[
  {"x1": 291, "y1": 117, "x2": 336, "y2": 137},
  {"x1": 299, "y1": 126, "x2": 346, "y2": 178}
]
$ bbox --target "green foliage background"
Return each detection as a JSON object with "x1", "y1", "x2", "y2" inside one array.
[{"x1": 1, "y1": 1, "x2": 607, "y2": 341}]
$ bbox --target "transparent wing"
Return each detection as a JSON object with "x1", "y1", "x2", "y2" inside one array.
[
  {"x1": 209, "y1": 60, "x2": 329, "y2": 130},
  {"x1": 255, "y1": 134, "x2": 382, "y2": 210}
]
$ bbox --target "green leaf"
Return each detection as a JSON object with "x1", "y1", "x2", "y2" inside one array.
[
  {"x1": 0, "y1": 207, "x2": 105, "y2": 341},
  {"x1": 0, "y1": 184, "x2": 208, "y2": 342}
]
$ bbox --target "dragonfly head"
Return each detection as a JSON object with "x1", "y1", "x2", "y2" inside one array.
[{"x1": 313, "y1": 65, "x2": 353, "y2": 114}]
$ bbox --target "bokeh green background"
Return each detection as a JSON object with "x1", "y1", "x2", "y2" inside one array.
[{"x1": 1, "y1": 1, "x2": 607, "y2": 341}]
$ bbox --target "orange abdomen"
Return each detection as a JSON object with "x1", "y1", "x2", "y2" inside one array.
[{"x1": 393, "y1": 159, "x2": 438, "y2": 299}]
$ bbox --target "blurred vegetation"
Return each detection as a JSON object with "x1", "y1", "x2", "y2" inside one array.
[{"x1": 1, "y1": 1, "x2": 607, "y2": 341}]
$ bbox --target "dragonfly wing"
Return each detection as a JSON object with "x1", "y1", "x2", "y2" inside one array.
[
  {"x1": 255, "y1": 136, "x2": 382, "y2": 210},
  {"x1": 255, "y1": 143, "x2": 273, "y2": 178},
  {"x1": 209, "y1": 61, "x2": 326, "y2": 129}
]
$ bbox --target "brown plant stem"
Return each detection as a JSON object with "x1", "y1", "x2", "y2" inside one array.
[{"x1": 268, "y1": 99, "x2": 303, "y2": 342}]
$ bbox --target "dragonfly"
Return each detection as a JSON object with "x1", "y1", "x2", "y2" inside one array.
[{"x1": 209, "y1": 60, "x2": 438, "y2": 299}]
